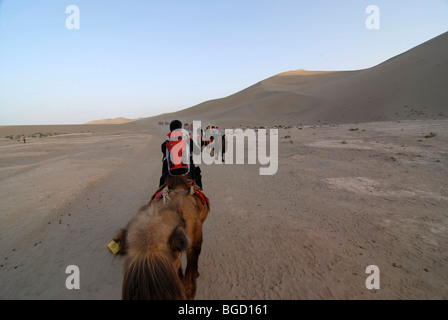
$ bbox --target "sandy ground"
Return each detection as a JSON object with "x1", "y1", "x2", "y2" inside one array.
[{"x1": 0, "y1": 119, "x2": 447, "y2": 299}]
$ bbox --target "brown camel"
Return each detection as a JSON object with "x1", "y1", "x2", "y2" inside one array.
[{"x1": 112, "y1": 176, "x2": 210, "y2": 300}]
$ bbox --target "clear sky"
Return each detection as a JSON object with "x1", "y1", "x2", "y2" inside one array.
[{"x1": 0, "y1": 0, "x2": 447, "y2": 125}]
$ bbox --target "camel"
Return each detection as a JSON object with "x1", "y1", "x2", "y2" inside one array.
[{"x1": 112, "y1": 176, "x2": 210, "y2": 300}]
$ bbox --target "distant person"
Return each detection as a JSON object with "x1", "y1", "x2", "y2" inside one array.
[
  {"x1": 159, "y1": 120, "x2": 203, "y2": 189},
  {"x1": 23, "y1": 137, "x2": 26, "y2": 144}
]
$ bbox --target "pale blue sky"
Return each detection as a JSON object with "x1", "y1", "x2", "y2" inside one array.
[{"x1": 0, "y1": 0, "x2": 447, "y2": 125}]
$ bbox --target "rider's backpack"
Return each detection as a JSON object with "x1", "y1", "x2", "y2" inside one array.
[{"x1": 165, "y1": 129, "x2": 191, "y2": 176}]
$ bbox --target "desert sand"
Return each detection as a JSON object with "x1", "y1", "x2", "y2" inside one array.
[
  {"x1": 1, "y1": 32, "x2": 447, "y2": 300},
  {"x1": 0, "y1": 119, "x2": 447, "y2": 300}
]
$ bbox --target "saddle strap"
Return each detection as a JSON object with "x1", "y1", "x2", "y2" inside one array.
[{"x1": 193, "y1": 188, "x2": 207, "y2": 206}]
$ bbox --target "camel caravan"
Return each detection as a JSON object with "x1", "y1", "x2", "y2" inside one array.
[{"x1": 108, "y1": 120, "x2": 210, "y2": 300}]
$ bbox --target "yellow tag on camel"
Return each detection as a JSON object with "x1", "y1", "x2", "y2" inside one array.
[{"x1": 108, "y1": 240, "x2": 120, "y2": 255}]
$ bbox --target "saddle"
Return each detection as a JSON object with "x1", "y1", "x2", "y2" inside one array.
[{"x1": 151, "y1": 180, "x2": 208, "y2": 207}]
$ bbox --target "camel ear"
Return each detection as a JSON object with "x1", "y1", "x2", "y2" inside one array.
[
  {"x1": 169, "y1": 227, "x2": 190, "y2": 252},
  {"x1": 112, "y1": 228, "x2": 128, "y2": 255}
]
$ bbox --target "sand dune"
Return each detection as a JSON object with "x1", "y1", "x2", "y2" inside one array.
[
  {"x1": 85, "y1": 117, "x2": 139, "y2": 125},
  {"x1": 139, "y1": 31, "x2": 448, "y2": 127}
]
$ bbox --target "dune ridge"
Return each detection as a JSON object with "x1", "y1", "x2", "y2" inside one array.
[
  {"x1": 85, "y1": 117, "x2": 139, "y2": 125},
  {"x1": 137, "y1": 31, "x2": 448, "y2": 127}
]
